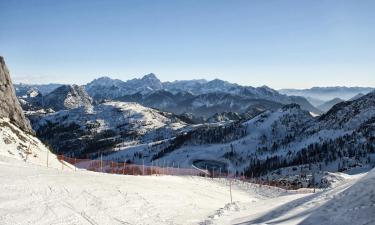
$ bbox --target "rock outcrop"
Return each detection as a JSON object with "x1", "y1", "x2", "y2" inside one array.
[
  {"x1": 41, "y1": 84, "x2": 93, "y2": 111},
  {"x1": 0, "y1": 56, "x2": 33, "y2": 133}
]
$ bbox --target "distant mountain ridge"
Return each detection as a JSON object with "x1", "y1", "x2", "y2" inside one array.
[
  {"x1": 317, "y1": 98, "x2": 344, "y2": 112},
  {"x1": 17, "y1": 74, "x2": 322, "y2": 117},
  {"x1": 279, "y1": 86, "x2": 374, "y2": 103},
  {"x1": 84, "y1": 74, "x2": 321, "y2": 116}
]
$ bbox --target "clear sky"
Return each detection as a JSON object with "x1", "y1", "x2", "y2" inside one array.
[{"x1": 1, "y1": 0, "x2": 374, "y2": 89}]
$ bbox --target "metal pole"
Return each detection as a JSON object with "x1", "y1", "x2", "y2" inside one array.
[
  {"x1": 61, "y1": 155, "x2": 64, "y2": 171},
  {"x1": 142, "y1": 159, "x2": 145, "y2": 175},
  {"x1": 229, "y1": 179, "x2": 233, "y2": 204},
  {"x1": 46, "y1": 150, "x2": 49, "y2": 168},
  {"x1": 100, "y1": 154, "x2": 103, "y2": 172}
]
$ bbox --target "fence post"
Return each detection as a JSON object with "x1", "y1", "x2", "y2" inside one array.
[
  {"x1": 142, "y1": 159, "x2": 145, "y2": 175},
  {"x1": 46, "y1": 150, "x2": 49, "y2": 168},
  {"x1": 123, "y1": 162, "x2": 125, "y2": 175},
  {"x1": 163, "y1": 160, "x2": 165, "y2": 175},
  {"x1": 61, "y1": 155, "x2": 64, "y2": 171},
  {"x1": 100, "y1": 154, "x2": 103, "y2": 172},
  {"x1": 229, "y1": 179, "x2": 233, "y2": 204}
]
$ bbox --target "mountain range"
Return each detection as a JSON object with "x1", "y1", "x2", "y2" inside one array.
[
  {"x1": 0, "y1": 57, "x2": 373, "y2": 188},
  {"x1": 279, "y1": 87, "x2": 374, "y2": 106},
  {"x1": 16, "y1": 74, "x2": 322, "y2": 119}
]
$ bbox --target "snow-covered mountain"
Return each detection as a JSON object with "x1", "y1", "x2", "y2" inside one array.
[
  {"x1": 117, "y1": 90, "x2": 284, "y2": 118},
  {"x1": 41, "y1": 84, "x2": 93, "y2": 111},
  {"x1": 317, "y1": 97, "x2": 344, "y2": 112},
  {"x1": 19, "y1": 84, "x2": 93, "y2": 112},
  {"x1": 85, "y1": 73, "x2": 163, "y2": 99},
  {"x1": 98, "y1": 91, "x2": 375, "y2": 186},
  {"x1": 30, "y1": 101, "x2": 187, "y2": 157},
  {"x1": 83, "y1": 74, "x2": 321, "y2": 115}
]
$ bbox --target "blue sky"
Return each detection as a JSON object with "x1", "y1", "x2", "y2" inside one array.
[{"x1": 1, "y1": 0, "x2": 374, "y2": 89}]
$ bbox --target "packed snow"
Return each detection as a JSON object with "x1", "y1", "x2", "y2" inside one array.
[{"x1": 0, "y1": 150, "x2": 373, "y2": 225}]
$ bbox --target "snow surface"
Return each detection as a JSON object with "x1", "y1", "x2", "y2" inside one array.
[
  {"x1": 0, "y1": 151, "x2": 373, "y2": 225},
  {"x1": 0, "y1": 156, "x2": 285, "y2": 225},
  {"x1": 210, "y1": 171, "x2": 372, "y2": 225},
  {"x1": 0, "y1": 117, "x2": 62, "y2": 168}
]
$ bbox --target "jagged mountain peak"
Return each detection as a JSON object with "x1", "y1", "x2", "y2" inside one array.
[
  {"x1": 141, "y1": 73, "x2": 158, "y2": 80},
  {"x1": 42, "y1": 84, "x2": 92, "y2": 111}
]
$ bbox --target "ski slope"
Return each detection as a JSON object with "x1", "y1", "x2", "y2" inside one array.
[
  {"x1": 0, "y1": 153, "x2": 373, "y2": 225},
  {"x1": 211, "y1": 170, "x2": 373, "y2": 225},
  {"x1": 0, "y1": 156, "x2": 285, "y2": 225}
]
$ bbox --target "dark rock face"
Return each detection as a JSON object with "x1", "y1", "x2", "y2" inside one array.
[{"x1": 0, "y1": 56, "x2": 33, "y2": 133}]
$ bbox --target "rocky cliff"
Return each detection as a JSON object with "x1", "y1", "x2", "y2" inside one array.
[{"x1": 0, "y1": 56, "x2": 33, "y2": 133}]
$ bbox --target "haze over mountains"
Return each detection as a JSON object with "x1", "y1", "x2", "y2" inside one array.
[{"x1": 279, "y1": 87, "x2": 374, "y2": 106}]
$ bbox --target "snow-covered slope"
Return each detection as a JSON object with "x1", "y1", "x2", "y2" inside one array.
[
  {"x1": 212, "y1": 170, "x2": 372, "y2": 225},
  {"x1": 0, "y1": 155, "x2": 292, "y2": 225},
  {"x1": 299, "y1": 168, "x2": 375, "y2": 225},
  {"x1": 101, "y1": 92, "x2": 375, "y2": 186},
  {"x1": 30, "y1": 101, "x2": 187, "y2": 157},
  {"x1": 1, "y1": 152, "x2": 373, "y2": 225},
  {"x1": 42, "y1": 84, "x2": 93, "y2": 111},
  {"x1": 0, "y1": 117, "x2": 62, "y2": 168},
  {"x1": 18, "y1": 84, "x2": 93, "y2": 112}
]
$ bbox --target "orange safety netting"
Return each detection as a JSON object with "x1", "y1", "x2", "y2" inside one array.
[{"x1": 56, "y1": 155, "x2": 314, "y2": 193}]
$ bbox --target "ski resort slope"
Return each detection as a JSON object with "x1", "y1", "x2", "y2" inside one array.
[
  {"x1": 0, "y1": 154, "x2": 373, "y2": 225},
  {"x1": 211, "y1": 170, "x2": 374, "y2": 225},
  {"x1": 0, "y1": 156, "x2": 292, "y2": 225}
]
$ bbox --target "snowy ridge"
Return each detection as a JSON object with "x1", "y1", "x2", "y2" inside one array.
[
  {"x1": 83, "y1": 74, "x2": 321, "y2": 115},
  {"x1": 31, "y1": 101, "x2": 187, "y2": 156}
]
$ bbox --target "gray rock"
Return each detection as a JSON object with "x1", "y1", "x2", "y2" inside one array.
[{"x1": 0, "y1": 56, "x2": 33, "y2": 133}]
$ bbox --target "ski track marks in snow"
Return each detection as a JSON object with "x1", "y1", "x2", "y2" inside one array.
[{"x1": 0, "y1": 156, "x2": 372, "y2": 225}]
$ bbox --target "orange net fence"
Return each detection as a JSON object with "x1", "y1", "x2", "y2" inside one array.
[
  {"x1": 57, "y1": 155, "x2": 207, "y2": 176},
  {"x1": 56, "y1": 155, "x2": 315, "y2": 193}
]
